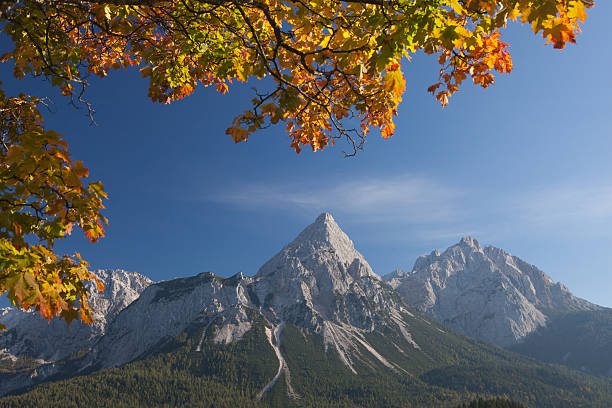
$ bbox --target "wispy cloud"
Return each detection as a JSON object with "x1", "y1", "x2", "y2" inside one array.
[
  {"x1": 211, "y1": 174, "x2": 612, "y2": 246},
  {"x1": 513, "y1": 182, "x2": 612, "y2": 227},
  {"x1": 212, "y1": 175, "x2": 461, "y2": 224}
]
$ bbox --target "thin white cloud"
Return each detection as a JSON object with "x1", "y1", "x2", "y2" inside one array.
[
  {"x1": 212, "y1": 175, "x2": 461, "y2": 223},
  {"x1": 212, "y1": 175, "x2": 612, "y2": 247},
  {"x1": 514, "y1": 182, "x2": 612, "y2": 226}
]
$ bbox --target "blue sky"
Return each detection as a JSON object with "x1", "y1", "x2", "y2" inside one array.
[{"x1": 2, "y1": 2, "x2": 611, "y2": 307}]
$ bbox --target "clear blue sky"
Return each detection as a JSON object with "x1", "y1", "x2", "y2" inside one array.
[{"x1": 2, "y1": 3, "x2": 611, "y2": 307}]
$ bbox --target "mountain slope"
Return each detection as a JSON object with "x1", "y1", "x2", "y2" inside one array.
[
  {"x1": 3, "y1": 305, "x2": 612, "y2": 407},
  {"x1": 77, "y1": 213, "x2": 423, "y2": 378},
  {"x1": 509, "y1": 308, "x2": 612, "y2": 377},
  {"x1": 384, "y1": 237, "x2": 599, "y2": 346}
]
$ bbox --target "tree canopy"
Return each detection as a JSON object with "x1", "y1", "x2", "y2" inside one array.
[{"x1": 0, "y1": 0, "x2": 593, "y2": 326}]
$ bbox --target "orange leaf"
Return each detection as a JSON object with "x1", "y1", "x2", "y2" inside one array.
[
  {"x1": 216, "y1": 83, "x2": 229, "y2": 94},
  {"x1": 72, "y1": 161, "x2": 89, "y2": 178}
]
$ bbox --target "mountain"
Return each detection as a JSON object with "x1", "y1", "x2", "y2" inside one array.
[
  {"x1": 79, "y1": 213, "x2": 420, "y2": 375},
  {"x1": 383, "y1": 237, "x2": 599, "y2": 347},
  {"x1": 0, "y1": 269, "x2": 152, "y2": 368},
  {"x1": 1, "y1": 216, "x2": 612, "y2": 407}
]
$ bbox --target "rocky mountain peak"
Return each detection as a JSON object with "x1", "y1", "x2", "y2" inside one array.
[
  {"x1": 382, "y1": 269, "x2": 410, "y2": 283},
  {"x1": 316, "y1": 211, "x2": 335, "y2": 225},
  {"x1": 444, "y1": 236, "x2": 485, "y2": 260},
  {"x1": 389, "y1": 238, "x2": 599, "y2": 346},
  {"x1": 412, "y1": 237, "x2": 485, "y2": 272},
  {"x1": 75, "y1": 214, "x2": 409, "y2": 375},
  {"x1": 252, "y1": 214, "x2": 383, "y2": 330},
  {"x1": 289, "y1": 213, "x2": 361, "y2": 261},
  {"x1": 257, "y1": 213, "x2": 378, "y2": 281},
  {"x1": 458, "y1": 236, "x2": 481, "y2": 249},
  {"x1": 88, "y1": 269, "x2": 153, "y2": 326}
]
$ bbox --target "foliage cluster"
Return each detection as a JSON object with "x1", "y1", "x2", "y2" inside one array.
[{"x1": 0, "y1": 85, "x2": 106, "y2": 329}]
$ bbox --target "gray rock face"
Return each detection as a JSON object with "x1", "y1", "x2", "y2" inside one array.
[
  {"x1": 83, "y1": 272, "x2": 256, "y2": 370},
  {"x1": 254, "y1": 213, "x2": 387, "y2": 331},
  {"x1": 384, "y1": 237, "x2": 599, "y2": 346},
  {"x1": 0, "y1": 269, "x2": 152, "y2": 363}
]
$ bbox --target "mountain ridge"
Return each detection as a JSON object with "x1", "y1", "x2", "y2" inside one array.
[
  {"x1": 384, "y1": 236, "x2": 599, "y2": 347},
  {"x1": 1, "y1": 216, "x2": 611, "y2": 406},
  {"x1": 0, "y1": 269, "x2": 151, "y2": 366},
  {"x1": 81, "y1": 213, "x2": 417, "y2": 379}
]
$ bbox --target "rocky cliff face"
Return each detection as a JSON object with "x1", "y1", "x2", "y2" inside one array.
[
  {"x1": 81, "y1": 271, "x2": 256, "y2": 370},
  {"x1": 0, "y1": 269, "x2": 152, "y2": 364},
  {"x1": 384, "y1": 237, "x2": 599, "y2": 346},
  {"x1": 253, "y1": 213, "x2": 387, "y2": 331}
]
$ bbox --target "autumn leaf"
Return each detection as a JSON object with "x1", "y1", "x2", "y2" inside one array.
[
  {"x1": 383, "y1": 65, "x2": 406, "y2": 99},
  {"x1": 568, "y1": 1, "x2": 588, "y2": 23},
  {"x1": 216, "y1": 83, "x2": 229, "y2": 94}
]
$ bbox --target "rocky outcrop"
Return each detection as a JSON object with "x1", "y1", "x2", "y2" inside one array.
[
  {"x1": 82, "y1": 271, "x2": 256, "y2": 370},
  {"x1": 384, "y1": 237, "x2": 599, "y2": 347}
]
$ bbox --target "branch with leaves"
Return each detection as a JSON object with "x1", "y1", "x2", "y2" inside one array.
[
  {"x1": 0, "y1": 85, "x2": 107, "y2": 329},
  {"x1": 2, "y1": 0, "x2": 593, "y2": 153}
]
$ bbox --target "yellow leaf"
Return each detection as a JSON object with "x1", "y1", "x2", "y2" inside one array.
[
  {"x1": 383, "y1": 68, "x2": 405, "y2": 100},
  {"x1": 104, "y1": 5, "x2": 112, "y2": 20},
  {"x1": 568, "y1": 1, "x2": 587, "y2": 23}
]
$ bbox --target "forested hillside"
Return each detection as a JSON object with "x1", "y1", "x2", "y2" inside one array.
[{"x1": 2, "y1": 318, "x2": 612, "y2": 408}]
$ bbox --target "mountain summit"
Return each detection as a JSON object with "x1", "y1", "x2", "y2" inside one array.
[
  {"x1": 256, "y1": 212, "x2": 379, "y2": 302},
  {"x1": 267, "y1": 212, "x2": 378, "y2": 280},
  {"x1": 42, "y1": 213, "x2": 410, "y2": 380},
  {"x1": 1, "y1": 214, "x2": 421, "y2": 394},
  {"x1": 259, "y1": 212, "x2": 377, "y2": 278},
  {"x1": 384, "y1": 238, "x2": 599, "y2": 346}
]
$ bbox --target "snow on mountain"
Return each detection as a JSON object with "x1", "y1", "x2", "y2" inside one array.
[
  {"x1": 0, "y1": 269, "x2": 152, "y2": 363},
  {"x1": 384, "y1": 237, "x2": 599, "y2": 346}
]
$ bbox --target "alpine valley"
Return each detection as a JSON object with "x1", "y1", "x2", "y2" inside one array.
[{"x1": 1, "y1": 214, "x2": 611, "y2": 407}]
